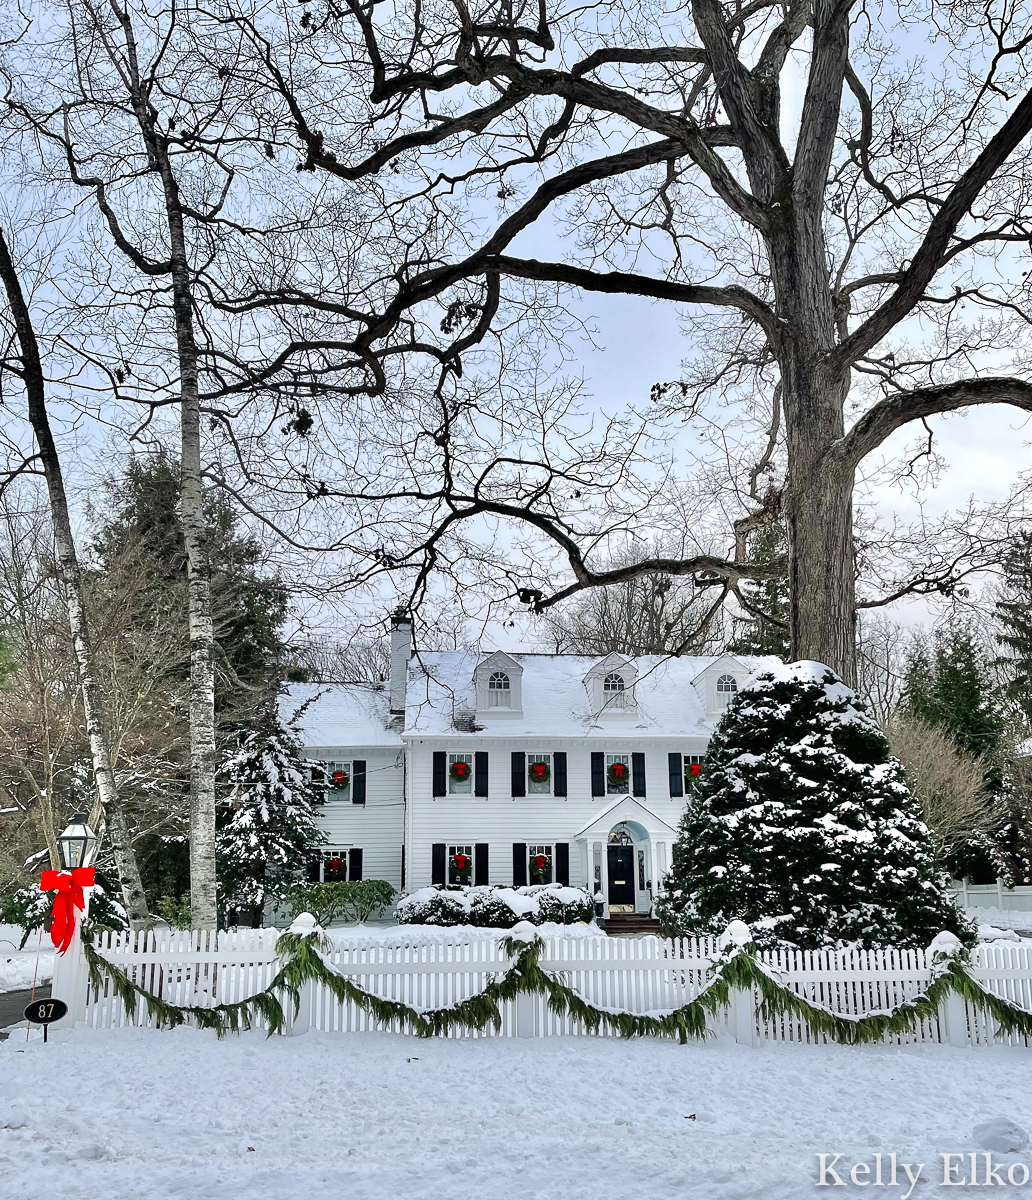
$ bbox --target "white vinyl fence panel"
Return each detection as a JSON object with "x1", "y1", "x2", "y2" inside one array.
[{"x1": 68, "y1": 928, "x2": 1032, "y2": 1048}]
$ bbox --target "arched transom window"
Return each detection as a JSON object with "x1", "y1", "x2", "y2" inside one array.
[
  {"x1": 716, "y1": 674, "x2": 738, "y2": 708},
  {"x1": 603, "y1": 672, "x2": 627, "y2": 708},
  {"x1": 487, "y1": 671, "x2": 511, "y2": 707}
]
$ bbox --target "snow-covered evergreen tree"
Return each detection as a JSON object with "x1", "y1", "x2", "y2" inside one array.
[
  {"x1": 656, "y1": 661, "x2": 974, "y2": 949},
  {"x1": 216, "y1": 719, "x2": 323, "y2": 925}
]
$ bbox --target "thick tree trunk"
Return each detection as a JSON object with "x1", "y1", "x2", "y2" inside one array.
[
  {"x1": 0, "y1": 227, "x2": 151, "y2": 926},
  {"x1": 780, "y1": 354, "x2": 858, "y2": 685}
]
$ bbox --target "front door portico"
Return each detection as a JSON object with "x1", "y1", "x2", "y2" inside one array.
[{"x1": 576, "y1": 795, "x2": 676, "y2": 917}]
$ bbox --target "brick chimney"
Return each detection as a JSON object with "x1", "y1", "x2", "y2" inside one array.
[{"x1": 389, "y1": 607, "x2": 412, "y2": 716}]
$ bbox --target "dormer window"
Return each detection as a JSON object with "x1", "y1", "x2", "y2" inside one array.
[
  {"x1": 487, "y1": 671, "x2": 511, "y2": 707},
  {"x1": 603, "y1": 673, "x2": 627, "y2": 709},
  {"x1": 716, "y1": 674, "x2": 738, "y2": 708}
]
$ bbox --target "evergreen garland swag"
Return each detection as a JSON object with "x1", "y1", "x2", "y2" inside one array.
[{"x1": 78, "y1": 922, "x2": 1032, "y2": 1045}]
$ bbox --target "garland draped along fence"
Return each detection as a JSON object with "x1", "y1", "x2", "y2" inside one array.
[{"x1": 49, "y1": 919, "x2": 1032, "y2": 1048}]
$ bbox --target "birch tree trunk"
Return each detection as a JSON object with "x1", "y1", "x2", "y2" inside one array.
[{"x1": 0, "y1": 226, "x2": 151, "y2": 926}]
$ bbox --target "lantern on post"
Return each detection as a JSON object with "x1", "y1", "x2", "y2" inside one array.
[
  {"x1": 41, "y1": 814, "x2": 98, "y2": 954},
  {"x1": 56, "y1": 813, "x2": 97, "y2": 871}
]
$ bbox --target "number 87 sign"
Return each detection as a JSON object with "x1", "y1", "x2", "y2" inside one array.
[{"x1": 23, "y1": 997, "x2": 68, "y2": 1042}]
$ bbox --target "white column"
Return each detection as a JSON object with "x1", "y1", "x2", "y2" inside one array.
[{"x1": 50, "y1": 888, "x2": 92, "y2": 1030}]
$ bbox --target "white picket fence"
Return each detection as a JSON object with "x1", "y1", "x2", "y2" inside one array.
[{"x1": 52, "y1": 925, "x2": 1032, "y2": 1048}]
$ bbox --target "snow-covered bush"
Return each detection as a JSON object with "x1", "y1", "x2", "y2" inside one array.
[
  {"x1": 397, "y1": 883, "x2": 594, "y2": 928},
  {"x1": 656, "y1": 660, "x2": 976, "y2": 950},
  {"x1": 1, "y1": 874, "x2": 127, "y2": 948}
]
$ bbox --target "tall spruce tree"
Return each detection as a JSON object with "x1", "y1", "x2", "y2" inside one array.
[
  {"x1": 216, "y1": 717, "x2": 323, "y2": 927},
  {"x1": 656, "y1": 661, "x2": 973, "y2": 949},
  {"x1": 727, "y1": 522, "x2": 790, "y2": 659},
  {"x1": 901, "y1": 624, "x2": 1012, "y2": 881},
  {"x1": 996, "y1": 531, "x2": 1032, "y2": 730}
]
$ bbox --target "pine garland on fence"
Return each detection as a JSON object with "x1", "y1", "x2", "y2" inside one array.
[{"x1": 79, "y1": 926, "x2": 1032, "y2": 1045}]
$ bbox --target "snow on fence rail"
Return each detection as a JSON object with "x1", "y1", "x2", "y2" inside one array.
[{"x1": 57, "y1": 927, "x2": 1032, "y2": 1048}]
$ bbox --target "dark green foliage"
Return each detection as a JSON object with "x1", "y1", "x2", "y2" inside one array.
[
  {"x1": 902, "y1": 624, "x2": 1013, "y2": 881},
  {"x1": 656, "y1": 662, "x2": 974, "y2": 949},
  {"x1": 286, "y1": 880, "x2": 397, "y2": 926},
  {"x1": 91, "y1": 451, "x2": 289, "y2": 723},
  {"x1": 81, "y1": 926, "x2": 1032, "y2": 1045},
  {"x1": 137, "y1": 835, "x2": 190, "y2": 911},
  {"x1": 996, "y1": 530, "x2": 1032, "y2": 729},
  {"x1": 727, "y1": 520, "x2": 790, "y2": 659}
]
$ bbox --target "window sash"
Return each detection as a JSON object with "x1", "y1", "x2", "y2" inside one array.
[
  {"x1": 527, "y1": 753, "x2": 552, "y2": 794},
  {"x1": 449, "y1": 753, "x2": 473, "y2": 794},
  {"x1": 606, "y1": 752, "x2": 630, "y2": 794},
  {"x1": 528, "y1": 844, "x2": 553, "y2": 885},
  {"x1": 448, "y1": 844, "x2": 474, "y2": 885},
  {"x1": 326, "y1": 760, "x2": 352, "y2": 798},
  {"x1": 321, "y1": 848, "x2": 350, "y2": 882},
  {"x1": 684, "y1": 754, "x2": 705, "y2": 789}
]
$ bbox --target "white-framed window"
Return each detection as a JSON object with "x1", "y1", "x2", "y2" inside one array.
[
  {"x1": 528, "y1": 844, "x2": 553, "y2": 885},
  {"x1": 325, "y1": 760, "x2": 352, "y2": 799},
  {"x1": 684, "y1": 754, "x2": 705, "y2": 790},
  {"x1": 603, "y1": 672, "x2": 627, "y2": 708},
  {"x1": 448, "y1": 844, "x2": 474, "y2": 886},
  {"x1": 716, "y1": 674, "x2": 738, "y2": 708},
  {"x1": 319, "y1": 847, "x2": 351, "y2": 882},
  {"x1": 449, "y1": 753, "x2": 473, "y2": 794},
  {"x1": 606, "y1": 752, "x2": 630, "y2": 794},
  {"x1": 487, "y1": 671, "x2": 511, "y2": 707},
  {"x1": 527, "y1": 753, "x2": 552, "y2": 795}
]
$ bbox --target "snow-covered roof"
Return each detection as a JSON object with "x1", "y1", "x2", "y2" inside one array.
[
  {"x1": 280, "y1": 683, "x2": 402, "y2": 748},
  {"x1": 403, "y1": 651, "x2": 781, "y2": 738}
]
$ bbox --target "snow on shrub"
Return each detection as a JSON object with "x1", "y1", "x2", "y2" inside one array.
[{"x1": 397, "y1": 883, "x2": 594, "y2": 928}]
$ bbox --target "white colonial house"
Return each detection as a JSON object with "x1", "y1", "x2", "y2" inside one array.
[{"x1": 284, "y1": 613, "x2": 780, "y2": 920}]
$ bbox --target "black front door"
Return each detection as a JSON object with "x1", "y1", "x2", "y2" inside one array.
[{"x1": 607, "y1": 846, "x2": 635, "y2": 907}]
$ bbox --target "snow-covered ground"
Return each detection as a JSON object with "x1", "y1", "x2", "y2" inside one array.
[
  {"x1": 0, "y1": 925, "x2": 52, "y2": 992},
  {"x1": 966, "y1": 906, "x2": 1032, "y2": 935},
  {"x1": 2, "y1": 1025, "x2": 1031, "y2": 1199}
]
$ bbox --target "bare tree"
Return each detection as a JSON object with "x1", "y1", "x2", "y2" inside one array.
[
  {"x1": 200, "y1": 0, "x2": 1032, "y2": 683},
  {"x1": 0, "y1": 229, "x2": 151, "y2": 924},
  {"x1": 886, "y1": 712, "x2": 1002, "y2": 865}
]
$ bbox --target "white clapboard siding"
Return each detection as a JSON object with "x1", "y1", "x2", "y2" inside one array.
[{"x1": 77, "y1": 930, "x2": 1032, "y2": 1048}]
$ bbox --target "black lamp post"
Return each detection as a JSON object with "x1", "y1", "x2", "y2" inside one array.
[{"x1": 56, "y1": 813, "x2": 97, "y2": 872}]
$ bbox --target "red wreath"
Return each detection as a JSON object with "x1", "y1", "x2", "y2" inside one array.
[
  {"x1": 450, "y1": 760, "x2": 471, "y2": 783},
  {"x1": 529, "y1": 761, "x2": 550, "y2": 783},
  {"x1": 452, "y1": 853, "x2": 470, "y2": 870},
  {"x1": 689, "y1": 762, "x2": 703, "y2": 777},
  {"x1": 331, "y1": 770, "x2": 349, "y2": 789},
  {"x1": 532, "y1": 854, "x2": 548, "y2": 870},
  {"x1": 607, "y1": 761, "x2": 629, "y2": 786},
  {"x1": 326, "y1": 857, "x2": 345, "y2": 877}
]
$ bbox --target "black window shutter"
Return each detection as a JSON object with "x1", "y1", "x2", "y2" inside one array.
[
  {"x1": 590, "y1": 752, "x2": 605, "y2": 796},
  {"x1": 511, "y1": 751, "x2": 526, "y2": 797},
  {"x1": 555, "y1": 842, "x2": 570, "y2": 886},
  {"x1": 432, "y1": 751, "x2": 447, "y2": 797},
  {"x1": 668, "y1": 752, "x2": 684, "y2": 797},
  {"x1": 632, "y1": 752, "x2": 646, "y2": 797},
  {"x1": 351, "y1": 759, "x2": 366, "y2": 805},
  {"x1": 512, "y1": 843, "x2": 527, "y2": 887},
  {"x1": 475, "y1": 751, "x2": 489, "y2": 797},
  {"x1": 553, "y1": 752, "x2": 568, "y2": 796},
  {"x1": 401, "y1": 844, "x2": 406, "y2": 891},
  {"x1": 348, "y1": 847, "x2": 363, "y2": 881},
  {"x1": 474, "y1": 843, "x2": 489, "y2": 886},
  {"x1": 306, "y1": 852, "x2": 321, "y2": 882},
  {"x1": 431, "y1": 843, "x2": 446, "y2": 885}
]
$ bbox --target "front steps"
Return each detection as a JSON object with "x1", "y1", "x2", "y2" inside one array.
[{"x1": 604, "y1": 913, "x2": 662, "y2": 936}]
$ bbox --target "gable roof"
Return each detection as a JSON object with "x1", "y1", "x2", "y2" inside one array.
[
  {"x1": 402, "y1": 651, "x2": 780, "y2": 738},
  {"x1": 279, "y1": 683, "x2": 402, "y2": 748}
]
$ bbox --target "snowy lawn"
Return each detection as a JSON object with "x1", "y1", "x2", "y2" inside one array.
[
  {"x1": 2, "y1": 1026, "x2": 1031, "y2": 1199},
  {"x1": 0, "y1": 925, "x2": 52, "y2": 992}
]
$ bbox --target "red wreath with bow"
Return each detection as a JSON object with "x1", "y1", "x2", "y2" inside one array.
[
  {"x1": 327, "y1": 856, "x2": 345, "y2": 878},
  {"x1": 607, "y1": 761, "x2": 629, "y2": 786},
  {"x1": 450, "y1": 760, "x2": 471, "y2": 783},
  {"x1": 452, "y1": 853, "x2": 470, "y2": 870},
  {"x1": 40, "y1": 867, "x2": 95, "y2": 955},
  {"x1": 689, "y1": 761, "x2": 703, "y2": 778},
  {"x1": 529, "y1": 761, "x2": 550, "y2": 783},
  {"x1": 532, "y1": 854, "x2": 549, "y2": 870}
]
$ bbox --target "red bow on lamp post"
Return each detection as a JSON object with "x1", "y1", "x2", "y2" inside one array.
[{"x1": 40, "y1": 867, "x2": 95, "y2": 955}]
